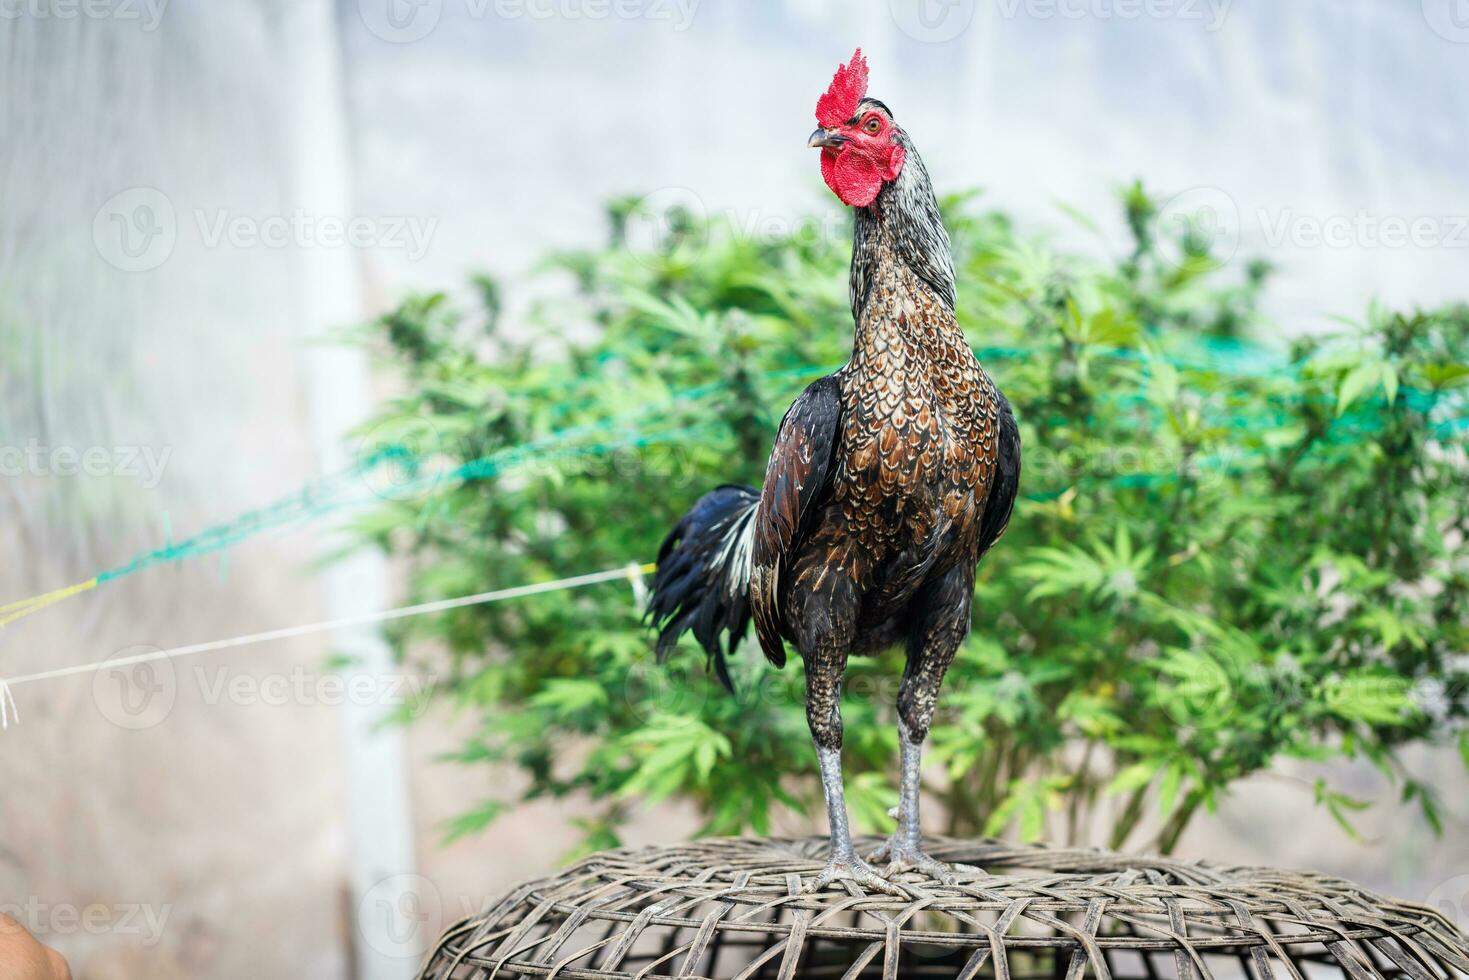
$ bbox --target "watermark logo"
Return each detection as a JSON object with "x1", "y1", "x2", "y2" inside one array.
[
  {"x1": 358, "y1": 0, "x2": 442, "y2": 42},
  {"x1": 355, "y1": 417, "x2": 451, "y2": 502},
  {"x1": 92, "y1": 646, "x2": 176, "y2": 730},
  {"x1": 622, "y1": 656, "x2": 709, "y2": 724},
  {"x1": 889, "y1": 0, "x2": 975, "y2": 43},
  {"x1": 1155, "y1": 652, "x2": 1234, "y2": 727},
  {"x1": 1152, "y1": 186, "x2": 1240, "y2": 272},
  {"x1": 359, "y1": 874, "x2": 442, "y2": 959},
  {"x1": 93, "y1": 187, "x2": 177, "y2": 273},
  {"x1": 626, "y1": 187, "x2": 710, "y2": 269},
  {"x1": 1423, "y1": 874, "x2": 1469, "y2": 932},
  {"x1": 1422, "y1": 0, "x2": 1469, "y2": 43}
]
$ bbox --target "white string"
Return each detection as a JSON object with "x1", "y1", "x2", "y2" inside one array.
[
  {"x1": 0, "y1": 678, "x2": 17, "y2": 729},
  {"x1": 0, "y1": 565, "x2": 646, "y2": 697},
  {"x1": 624, "y1": 561, "x2": 649, "y2": 611}
]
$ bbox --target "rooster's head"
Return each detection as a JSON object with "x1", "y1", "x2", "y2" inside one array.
[{"x1": 809, "y1": 49, "x2": 906, "y2": 208}]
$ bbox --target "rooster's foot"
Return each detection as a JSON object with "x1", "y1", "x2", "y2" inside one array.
[
  {"x1": 801, "y1": 854, "x2": 907, "y2": 896},
  {"x1": 868, "y1": 839, "x2": 978, "y2": 884}
]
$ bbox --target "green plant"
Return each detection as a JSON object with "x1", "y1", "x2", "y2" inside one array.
[{"x1": 347, "y1": 186, "x2": 1469, "y2": 856}]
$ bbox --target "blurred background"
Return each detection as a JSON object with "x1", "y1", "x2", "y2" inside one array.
[{"x1": 2, "y1": 1, "x2": 1467, "y2": 977}]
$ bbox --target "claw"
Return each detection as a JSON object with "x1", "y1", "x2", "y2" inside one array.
[
  {"x1": 802, "y1": 854, "x2": 907, "y2": 896},
  {"x1": 866, "y1": 839, "x2": 976, "y2": 884}
]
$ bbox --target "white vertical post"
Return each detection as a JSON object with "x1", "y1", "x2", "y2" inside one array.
[{"x1": 278, "y1": 3, "x2": 420, "y2": 978}]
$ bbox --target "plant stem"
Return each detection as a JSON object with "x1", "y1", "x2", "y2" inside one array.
[
  {"x1": 1109, "y1": 783, "x2": 1149, "y2": 851},
  {"x1": 1156, "y1": 792, "x2": 1202, "y2": 854}
]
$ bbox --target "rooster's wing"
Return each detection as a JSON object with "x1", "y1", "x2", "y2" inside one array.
[
  {"x1": 976, "y1": 390, "x2": 1021, "y2": 561},
  {"x1": 749, "y1": 375, "x2": 843, "y2": 665}
]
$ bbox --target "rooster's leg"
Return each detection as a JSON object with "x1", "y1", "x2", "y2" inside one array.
[
  {"x1": 869, "y1": 717, "x2": 969, "y2": 882},
  {"x1": 801, "y1": 648, "x2": 904, "y2": 896},
  {"x1": 870, "y1": 570, "x2": 979, "y2": 882}
]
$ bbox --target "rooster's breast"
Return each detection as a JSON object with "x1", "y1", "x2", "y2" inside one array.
[{"x1": 834, "y1": 360, "x2": 988, "y2": 571}]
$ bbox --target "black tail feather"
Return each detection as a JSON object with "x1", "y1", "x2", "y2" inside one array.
[{"x1": 646, "y1": 484, "x2": 758, "y2": 692}]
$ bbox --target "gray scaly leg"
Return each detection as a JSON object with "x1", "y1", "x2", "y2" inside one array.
[
  {"x1": 802, "y1": 659, "x2": 903, "y2": 896},
  {"x1": 869, "y1": 568, "x2": 981, "y2": 882},
  {"x1": 868, "y1": 719, "x2": 966, "y2": 882}
]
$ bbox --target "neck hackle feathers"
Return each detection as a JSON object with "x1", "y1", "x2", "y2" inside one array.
[{"x1": 815, "y1": 48, "x2": 868, "y2": 127}]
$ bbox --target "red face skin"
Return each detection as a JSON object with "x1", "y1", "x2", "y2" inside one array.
[{"x1": 819, "y1": 109, "x2": 906, "y2": 208}]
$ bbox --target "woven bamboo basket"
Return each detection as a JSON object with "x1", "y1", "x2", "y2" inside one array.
[{"x1": 415, "y1": 836, "x2": 1469, "y2": 980}]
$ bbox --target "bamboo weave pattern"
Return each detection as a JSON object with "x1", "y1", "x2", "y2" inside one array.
[{"x1": 417, "y1": 837, "x2": 1469, "y2": 980}]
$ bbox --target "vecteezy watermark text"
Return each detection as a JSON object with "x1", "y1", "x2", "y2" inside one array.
[
  {"x1": 193, "y1": 209, "x2": 437, "y2": 262},
  {"x1": 193, "y1": 665, "x2": 434, "y2": 715},
  {"x1": 0, "y1": 0, "x2": 169, "y2": 30},
  {"x1": 487, "y1": 0, "x2": 696, "y2": 25},
  {"x1": 0, "y1": 440, "x2": 171, "y2": 489},
  {"x1": 1, "y1": 899, "x2": 172, "y2": 947},
  {"x1": 995, "y1": 0, "x2": 1232, "y2": 29},
  {"x1": 890, "y1": 0, "x2": 1232, "y2": 42},
  {"x1": 92, "y1": 650, "x2": 438, "y2": 730},
  {"x1": 1258, "y1": 210, "x2": 1469, "y2": 250},
  {"x1": 1150, "y1": 187, "x2": 1469, "y2": 272},
  {"x1": 356, "y1": 0, "x2": 699, "y2": 43},
  {"x1": 93, "y1": 187, "x2": 439, "y2": 272}
]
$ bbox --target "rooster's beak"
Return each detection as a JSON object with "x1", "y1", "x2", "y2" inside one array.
[{"x1": 807, "y1": 128, "x2": 848, "y2": 149}]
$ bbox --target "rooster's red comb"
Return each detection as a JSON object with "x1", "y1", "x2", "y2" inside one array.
[{"x1": 815, "y1": 48, "x2": 869, "y2": 128}]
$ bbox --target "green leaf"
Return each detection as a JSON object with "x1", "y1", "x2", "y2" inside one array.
[
  {"x1": 1107, "y1": 761, "x2": 1158, "y2": 796},
  {"x1": 846, "y1": 772, "x2": 898, "y2": 834},
  {"x1": 1336, "y1": 361, "x2": 1379, "y2": 415},
  {"x1": 530, "y1": 679, "x2": 608, "y2": 714},
  {"x1": 1419, "y1": 361, "x2": 1469, "y2": 390},
  {"x1": 1018, "y1": 792, "x2": 1047, "y2": 841},
  {"x1": 1313, "y1": 780, "x2": 1369, "y2": 841},
  {"x1": 441, "y1": 800, "x2": 508, "y2": 843},
  {"x1": 1402, "y1": 780, "x2": 1444, "y2": 836},
  {"x1": 1157, "y1": 764, "x2": 1183, "y2": 816},
  {"x1": 1380, "y1": 363, "x2": 1399, "y2": 405}
]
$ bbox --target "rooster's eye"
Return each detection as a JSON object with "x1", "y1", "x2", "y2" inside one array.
[{"x1": 863, "y1": 117, "x2": 882, "y2": 135}]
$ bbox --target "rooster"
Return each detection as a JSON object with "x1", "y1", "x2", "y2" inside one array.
[{"x1": 648, "y1": 49, "x2": 1020, "y2": 892}]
